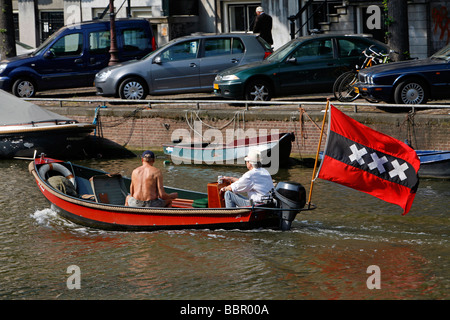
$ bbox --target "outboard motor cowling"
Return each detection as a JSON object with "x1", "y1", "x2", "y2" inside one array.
[{"x1": 274, "y1": 181, "x2": 307, "y2": 231}]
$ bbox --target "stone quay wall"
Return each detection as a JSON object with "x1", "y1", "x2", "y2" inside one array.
[{"x1": 44, "y1": 105, "x2": 450, "y2": 157}]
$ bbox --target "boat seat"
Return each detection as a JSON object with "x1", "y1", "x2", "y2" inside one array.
[
  {"x1": 171, "y1": 198, "x2": 208, "y2": 208},
  {"x1": 207, "y1": 182, "x2": 229, "y2": 208},
  {"x1": 172, "y1": 198, "x2": 194, "y2": 208},
  {"x1": 75, "y1": 176, "x2": 94, "y2": 195},
  {"x1": 89, "y1": 174, "x2": 128, "y2": 205}
]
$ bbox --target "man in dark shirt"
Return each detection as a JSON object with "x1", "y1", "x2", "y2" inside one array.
[{"x1": 253, "y1": 6, "x2": 273, "y2": 45}]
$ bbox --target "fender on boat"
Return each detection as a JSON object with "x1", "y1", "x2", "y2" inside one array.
[{"x1": 38, "y1": 163, "x2": 76, "y2": 189}]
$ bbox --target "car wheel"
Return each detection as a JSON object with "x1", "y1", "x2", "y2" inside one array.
[
  {"x1": 12, "y1": 78, "x2": 36, "y2": 98},
  {"x1": 394, "y1": 79, "x2": 428, "y2": 104},
  {"x1": 244, "y1": 79, "x2": 272, "y2": 101},
  {"x1": 118, "y1": 78, "x2": 148, "y2": 100}
]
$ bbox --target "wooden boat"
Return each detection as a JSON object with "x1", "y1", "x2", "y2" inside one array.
[
  {"x1": 0, "y1": 90, "x2": 95, "y2": 159},
  {"x1": 29, "y1": 156, "x2": 315, "y2": 231},
  {"x1": 416, "y1": 150, "x2": 450, "y2": 179},
  {"x1": 163, "y1": 132, "x2": 294, "y2": 168}
]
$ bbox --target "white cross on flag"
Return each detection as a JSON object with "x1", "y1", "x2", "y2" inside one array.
[{"x1": 317, "y1": 105, "x2": 420, "y2": 215}]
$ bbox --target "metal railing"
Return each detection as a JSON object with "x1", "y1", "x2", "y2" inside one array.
[{"x1": 25, "y1": 97, "x2": 450, "y2": 113}]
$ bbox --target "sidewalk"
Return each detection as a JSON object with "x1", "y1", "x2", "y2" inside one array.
[{"x1": 32, "y1": 86, "x2": 449, "y2": 115}]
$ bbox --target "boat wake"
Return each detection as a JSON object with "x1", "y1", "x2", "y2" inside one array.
[
  {"x1": 31, "y1": 208, "x2": 92, "y2": 233},
  {"x1": 31, "y1": 208, "x2": 59, "y2": 227}
]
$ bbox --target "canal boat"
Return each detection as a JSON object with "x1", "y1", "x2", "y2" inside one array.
[
  {"x1": 29, "y1": 155, "x2": 315, "y2": 231},
  {"x1": 163, "y1": 132, "x2": 294, "y2": 168},
  {"x1": 0, "y1": 90, "x2": 95, "y2": 159},
  {"x1": 416, "y1": 150, "x2": 450, "y2": 179}
]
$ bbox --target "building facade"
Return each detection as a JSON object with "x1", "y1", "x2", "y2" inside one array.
[{"x1": 12, "y1": 0, "x2": 450, "y2": 58}]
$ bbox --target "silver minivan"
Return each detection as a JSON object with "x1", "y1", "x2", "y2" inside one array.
[{"x1": 94, "y1": 33, "x2": 272, "y2": 99}]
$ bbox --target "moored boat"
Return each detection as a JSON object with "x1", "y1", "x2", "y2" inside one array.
[
  {"x1": 0, "y1": 90, "x2": 95, "y2": 159},
  {"x1": 29, "y1": 155, "x2": 315, "y2": 231},
  {"x1": 163, "y1": 132, "x2": 294, "y2": 170},
  {"x1": 416, "y1": 150, "x2": 450, "y2": 179}
]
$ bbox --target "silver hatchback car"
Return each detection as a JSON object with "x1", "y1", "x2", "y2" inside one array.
[{"x1": 95, "y1": 33, "x2": 272, "y2": 99}]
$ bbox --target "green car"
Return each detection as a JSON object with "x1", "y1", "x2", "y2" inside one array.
[{"x1": 213, "y1": 34, "x2": 388, "y2": 101}]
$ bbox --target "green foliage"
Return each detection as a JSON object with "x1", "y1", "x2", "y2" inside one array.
[{"x1": 382, "y1": 0, "x2": 394, "y2": 41}]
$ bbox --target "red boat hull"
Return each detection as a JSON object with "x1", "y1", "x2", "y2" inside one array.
[{"x1": 29, "y1": 160, "x2": 280, "y2": 231}]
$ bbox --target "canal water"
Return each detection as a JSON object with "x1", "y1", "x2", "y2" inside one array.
[{"x1": 0, "y1": 155, "x2": 448, "y2": 301}]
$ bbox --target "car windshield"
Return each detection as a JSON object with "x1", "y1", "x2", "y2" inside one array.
[
  {"x1": 141, "y1": 40, "x2": 174, "y2": 60},
  {"x1": 32, "y1": 29, "x2": 65, "y2": 56},
  {"x1": 431, "y1": 44, "x2": 450, "y2": 60},
  {"x1": 266, "y1": 41, "x2": 299, "y2": 62}
]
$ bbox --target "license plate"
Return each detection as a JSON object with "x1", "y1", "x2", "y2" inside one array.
[{"x1": 213, "y1": 83, "x2": 219, "y2": 90}]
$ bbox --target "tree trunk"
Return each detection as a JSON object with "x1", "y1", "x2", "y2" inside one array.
[
  {"x1": 0, "y1": 0, "x2": 16, "y2": 60},
  {"x1": 386, "y1": 0, "x2": 409, "y2": 61}
]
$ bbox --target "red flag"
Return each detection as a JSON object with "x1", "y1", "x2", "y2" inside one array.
[{"x1": 317, "y1": 105, "x2": 420, "y2": 215}]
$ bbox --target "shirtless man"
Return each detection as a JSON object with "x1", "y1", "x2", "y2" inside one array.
[{"x1": 126, "y1": 150, "x2": 178, "y2": 207}]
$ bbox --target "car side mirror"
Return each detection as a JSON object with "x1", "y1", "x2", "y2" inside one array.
[
  {"x1": 153, "y1": 56, "x2": 162, "y2": 64},
  {"x1": 44, "y1": 50, "x2": 55, "y2": 59},
  {"x1": 287, "y1": 57, "x2": 297, "y2": 63}
]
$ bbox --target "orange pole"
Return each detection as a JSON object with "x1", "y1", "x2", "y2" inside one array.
[{"x1": 307, "y1": 99, "x2": 330, "y2": 208}]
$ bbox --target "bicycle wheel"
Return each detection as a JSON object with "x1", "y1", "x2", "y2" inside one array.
[
  {"x1": 335, "y1": 71, "x2": 359, "y2": 102},
  {"x1": 333, "y1": 71, "x2": 352, "y2": 100}
]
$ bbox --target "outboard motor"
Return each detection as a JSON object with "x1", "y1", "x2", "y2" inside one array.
[{"x1": 274, "y1": 181, "x2": 307, "y2": 231}]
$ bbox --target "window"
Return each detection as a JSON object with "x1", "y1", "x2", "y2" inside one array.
[
  {"x1": 50, "y1": 33, "x2": 83, "y2": 57},
  {"x1": 204, "y1": 38, "x2": 231, "y2": 57},
  {"x1": 227, "y1": 3, "x2": 260, "y2": 32},
  {"x1": 160, "y1": 40, "x2": 199, "y2": 61},
  {"x1": 40, "y1": 11, "x2": 64, "y2": 43},
  {"x1": 292, "y1": 39, "x2": 333, "y2": 60},
  {"x1": 232, "y1": 38, "x2": 245, "y2": 53},
  {"x1": 203, "y1": 38, "x2": 245, "y2": 57},
  {"x1": 338, "y1": 39, "x2": 370, "y2": 57},
  {"x1": 122, "y1": 28, "x2": 149, "y2": 52},
  {"x1": 89, "y1": 31, "x2": 110, "y2": 54}
]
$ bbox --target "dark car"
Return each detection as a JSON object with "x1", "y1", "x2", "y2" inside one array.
[
  {"x1": 354, "y1": 44, "x2": 450, "y2": 104},
  {"x1": 213, "y1": 34, "x2": 388, "y2": 101},
  {"x1": 94, "y1": 33, "x2": 272, "y2": 100},
  {"x1": 0, "y1": 19, "x2": 157, "y2": 98}
]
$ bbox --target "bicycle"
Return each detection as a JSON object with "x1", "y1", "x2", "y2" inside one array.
[{"x1": 333, "y1": 45, "x2": 391, "y2": 102}]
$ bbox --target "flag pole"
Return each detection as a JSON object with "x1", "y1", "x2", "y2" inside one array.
[{"x1": 307, "y1": 99, "x2": 330, "y2": 208}]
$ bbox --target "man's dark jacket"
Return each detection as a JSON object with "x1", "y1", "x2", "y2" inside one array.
[{"x1": 253, "y1": 13, "x2": 273, "y2": 45}]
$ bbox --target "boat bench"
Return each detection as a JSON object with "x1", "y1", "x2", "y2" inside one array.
[
  {"x1": 89, "y1": 174, "x2": 128, "y2": 205},
  {"x1": 171, "y1": 198, "x2": 209, "y2": 208}
]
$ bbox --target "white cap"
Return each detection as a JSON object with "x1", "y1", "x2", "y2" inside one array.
[
  {"x1": 244, "y1": 149, "x2": 261, "y2": 164},
  {"x1": 256, "y1": 6, "x2": 264, "y2": 12}
]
